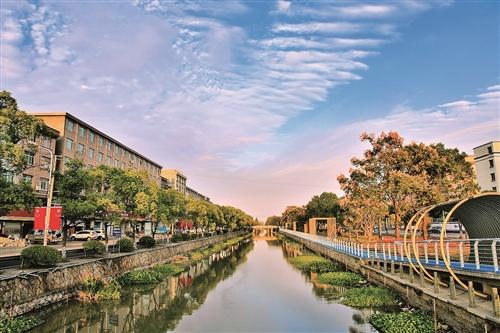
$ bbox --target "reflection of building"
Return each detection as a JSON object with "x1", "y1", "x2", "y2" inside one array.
[
  {"x1": 473, "y1": 141, "x2": 500, "y2": 192},
  {"x1": 0, "y1": 127, "x2": 59, "y2": 238},
  {"x1": 32, "y1": 112, "x2": 162, "y2": 185},
  {"x1": 161, "y1": 169, "x2": 187, "y2": 194},
  {"x1": 186, "y1": 186, "x2": 210, "y2": 202}
]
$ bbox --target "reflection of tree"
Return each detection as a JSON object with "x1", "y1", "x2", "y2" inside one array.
[{"x1": 34, "y1": 241, "x2": 254, "y2": 333}]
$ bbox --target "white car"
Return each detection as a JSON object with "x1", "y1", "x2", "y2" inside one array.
[
  {"x1": 93, "y1": 230, "x2": 105, "y2": 240},
  {"x1": 69, "y1": 230, "x2": 96, "y2": 241}
]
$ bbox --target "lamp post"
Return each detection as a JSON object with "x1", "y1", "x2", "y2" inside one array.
[{"x1": 28, "y1": 141, "x2": 56, "y2": 247}]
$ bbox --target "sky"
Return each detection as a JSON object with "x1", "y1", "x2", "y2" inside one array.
[{"x1": 1, "y1": 0, "x2": 499, "y2": 221}]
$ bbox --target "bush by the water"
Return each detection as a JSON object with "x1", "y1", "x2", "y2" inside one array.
[
  {"x1": 171, "y1": 234, "x2": 183, "y2": 243},
  {"x1": 0, "y1": 316, "x2": 41, "y2": 333},
  {"x1": 96, "y1": 280, "x2": 121, "y2": 300},
  {"x1": 21, "y1": 245, "x2": 62, "y2": 267},
  {"x1": 370, "y1": 311, "x2": 434, "y2": 333},
  {"x1": 118, "y1": 263, "x2": 183, "y2": 285},
  {"x1": 317, "y1": 272, "x2": 364, "y2": 286},
  {"x1": 289, "y1": 255, "x2": 339, "y2": 273},
  {"x1": 138, "y1": 236, "x2": 156, "y2": 248},
  {"x1": 83, "y1": 240, "x2": 106, "y2": 256},
  {"x1": 341, "y1": 287, "x2": 399, "y2": 307},
  {"x1": 117, "y1": 238, "x2": 134, "y2": 252},
  {"x1": 79, "y1": 277, "x2": 121, "y2": 301}
]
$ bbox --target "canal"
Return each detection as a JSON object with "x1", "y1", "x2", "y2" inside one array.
[{"x1": 34, "y1": 239, "x2": 377, "y2": 332}]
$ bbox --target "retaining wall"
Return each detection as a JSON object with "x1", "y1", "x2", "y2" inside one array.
[{"x1": 0, "y1": 232, "x2": 248, "y2": 318}]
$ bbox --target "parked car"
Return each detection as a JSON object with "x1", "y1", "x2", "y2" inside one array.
[
  {"x1": 69, "y1": 230, "x2": 97, "y2": 241},
  {"x1": 25, "y1": 230, "x2": 61, "y2": 244},
  {"x1": 93, "y1": 230, "x2": 105, "y2": 240}
]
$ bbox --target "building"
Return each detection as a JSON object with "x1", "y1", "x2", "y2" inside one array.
[
  {"x1": 31, "y1": 113, "x2": 162, "y2": 185},
  {"x1": 473, "y1": 141, "x2": 500, "y2": 192},
  {"x1": 0, "y1": 127, "x2": 59, "y2": 238},
  {"x1": 161, "y1": 169, "x2": 187, "y2": 194},
  {"x1": 186, "y1": 186, "x2": 210, "y2": 202}
]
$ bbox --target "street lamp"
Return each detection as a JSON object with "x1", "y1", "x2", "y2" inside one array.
[{"x1": 28, "y1": 141, "x2": 57, "y2": 247}]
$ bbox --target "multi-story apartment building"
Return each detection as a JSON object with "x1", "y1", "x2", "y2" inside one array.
[
  {"x1": 473, "y1": 141, "x2": 500, "y2": 192},
  {"x1": 186, "y1": 186, "x2": 210, "y2": 202},
  {"x1": 0, "y1": 128, "x2": 59, "y2": 238},
  {"x1": 161, "y1": 169, "x2": 187, "y2": 194},
  {"x1": 31, "y1": 113, "x2": 162, "y2": 185}
]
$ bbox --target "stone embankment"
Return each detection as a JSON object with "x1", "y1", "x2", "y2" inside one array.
[{"x1": 0, "y1": 232, "x2": 248, "y2": 318}]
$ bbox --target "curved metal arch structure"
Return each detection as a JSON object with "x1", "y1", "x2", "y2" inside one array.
[
  {"x1": 404, "y1": 193, "x2": 500, "y2": 297},
  {"x1": 440, "y1": 193, "x2": 500, "y2": 296}
]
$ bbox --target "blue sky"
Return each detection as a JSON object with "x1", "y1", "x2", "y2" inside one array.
[{"x1": 1, "y1": 0, "x2": 499, "y2": 219}]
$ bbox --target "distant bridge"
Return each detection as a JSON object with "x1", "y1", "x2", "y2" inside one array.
[{"x1": 252, "y1": 225, "x2": 278, "y2": 237}]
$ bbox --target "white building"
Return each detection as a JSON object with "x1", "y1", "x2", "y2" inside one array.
[{"x1": 473, "y1": 141, "x2": 500, "y2": 192}]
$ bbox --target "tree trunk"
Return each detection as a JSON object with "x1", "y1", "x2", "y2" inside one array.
[
  {"x1": 395, "y1": 215, "x2": 401, "y2": 240},
  {"x1": 422, "y1": 215, "x2": 429, "y2": 241},
  {"x1": 104, "y1": 222, "x2": 109, "y2": 253},
  {"x1": 377, "y1": 220, "x2": 383, "y2": 241}
]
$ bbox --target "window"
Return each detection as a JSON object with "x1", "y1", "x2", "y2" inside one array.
[
  {"x1": 39, "y1": 178, "x2": 49, "y2": 191},
  {"x1": 491, "y1": 173, "x2": 496, "y2": 182},
  {"x1": 88, "y1": 148, "x2": 95, "y2": 159},
  {"x1": 122, "y1": 148, "x2": 125, "y2": 157},
  {"x1": 64, "y1": 156, "x2": 70, "y2": 166},
  {"x1": 79, "y1": 127, "x2": 86, "y2": 138},
  {"x1": 114, "y1": 145, "x2": 119, "y2": 154},
  {"x1": 106, "y1": 141, "x2": 112, "y2": 151},
  {"x1": 489, "y1": 160, "x2": 494, "y2": 168},
  {"x1": 98, "y1": 137, "x2": 104, "y2": 147},
  {"x1": 114, "y1": 159, "x2": 119, "y2": 167},
  {"x1": 98, "y1": 152, "x2": 104, "y2": 162},
  {"x1": 22, "y1": 174, "x2": 33, "y2": 185},
  {"x1": 122, "y1": 162, "x2": 126, "y2": 169},
  {"x1": 488, "y1": 146, "x2": 493, "y2": 154},
  {"x1": 3, "y1": 172, "x2": 14, "y2": 183},
  {"x1": 66, "y1": 119, "x2": 74, "y2": 132},
  {"x1": 25, "y1": 151, "x2": 35, "y2": 165},
  {"x1": 77, "y1": 143, "x2": 85, "y2": 154},
  {"x1": 107, "y1": 156, "x2": 112, "y2": 165},
  {"x1": 66, "y1": 138, "x2": 74, "y2": 151},
  {"x1": 41, "y1": 136, "x2": 51, "y2": 148},
  {"x1": 89, "y1": 131, "x2": 95, "y2": 143},
  {"x1": 493, "y1": 187, "x2": 497, "y2": 191}
]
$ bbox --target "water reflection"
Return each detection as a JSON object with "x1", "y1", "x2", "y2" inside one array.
[{"x1": 33, "y1": 241, "x2": 253, "y2": 333}]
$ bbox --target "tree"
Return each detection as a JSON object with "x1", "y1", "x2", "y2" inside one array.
[
  {"x1": 265, "y1": 216, "x2": 281, "y2": 226},
  {"x1": 305, "y1": 192, "x2": 340, "y2": 220},
  {"x1": 281, "y1": 206, "x2": 306, "y2": 230},
  {"x1": 56, "y1": 159, "x2": 96, "y2": 257},
  {"x1": 162, "y1": 189, "x2": 187, "y2": 234},
  {"x1": 338, "y1": 131, "x2": 478, "y2": 240},
  {"x1": 0, "y1": 91, "x2": 51, "y2": 216}
]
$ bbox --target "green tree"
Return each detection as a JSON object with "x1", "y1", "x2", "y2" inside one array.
[
  {"x1": 0, "y1": 91, "x2": 52, "y2": 216},
  {"x1": 281, "y1": 206, "x2": 306, "y2": 230},
  {"x1": 56, "y1": 159, "x2": 96, "y2": 256},
  {"x1": 162, "y1": 189, "x2": 187, "y2": 234},
  {"x1": 265, "y1": 216, "x2": 281, "y2": 226},
  {"x1": 305, "y1": 192, "x2": 340, "y2": 220}
]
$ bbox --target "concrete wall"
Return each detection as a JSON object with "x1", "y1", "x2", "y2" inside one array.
[
  {"x1": 0, "y1": 232, "x2": 247, "y2": 318},
  {"x1": 280, "y1": 231, "x2": 500, "y2": 333}
]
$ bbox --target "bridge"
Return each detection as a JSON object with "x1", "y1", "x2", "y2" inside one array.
[{"x1": 252, "y1": 225, "x2": 278, "y2": 238}]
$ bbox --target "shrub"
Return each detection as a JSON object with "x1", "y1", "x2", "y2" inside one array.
[
  {"x1": 118, "y1": 269, "x2": 163, "y2": 285},
  {"x1": 138, "y1": 236, "x2": 156, "y2": 248},
  {"x1": 117, "y1": 238, "x2": 134, "y2": 252},
  {"x1": 181, "y1": 233, "x2": 190, "y2": 241},
  {"x1": 289, "y1": 255, "x2": 339, "y2": 273},
  {"x1": 317, "y1": 272, "x2": 364, "y2": 286},
  {"x1": 0, "y1": 316, "x2": 42, "y2": 333},
  {"x1": 171, "y1": 234, "x2": 183, "y2": 243},
  {"x1": 152, "y1": 263, "x2": 184, "y2": 275},
  {"x1": 79, "y1": 277, "x2": 121, "y2": 301},
  {"x1": 369, "y1": 311, "x2": 434, "y2": 333},
  {"x1": 21, "y1": 245, "x2": 62, "y2": 267},
  {"x1": 83, "y1": 240, "x2": 106, "y2": 256},
  {"x1": 96, "y1": 280, "x2": 122, "y2": 300},
  {"x1": 341, "y1": 287, "x2": 399, "y2": 307}
]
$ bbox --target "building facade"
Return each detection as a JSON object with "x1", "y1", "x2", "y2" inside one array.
[
  {"x1": 473, "y1": 141, "x2": 500, "y2": 192},
  {"x1": 161, "y1": 169, "x2": 187, "y2": 194},
  {"x1": 31, "y1": 113, "x2": 162, "y2": 185},
  {"x1": 0, "y1": 128, "x2": 59, "y2": 238},
  {"x1": 186, "y1": 186, "x2": 210, "y2": 202}
]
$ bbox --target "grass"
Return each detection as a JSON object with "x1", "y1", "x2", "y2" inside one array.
[
  {"x1": 118, "y1": 263, "x2": 184, "y2": 285},
  {"x1": 0, "y1": 316, "x2": 42, "y2": 333},
  {"x1": 317, "y1": 271, "x2": 364, "y2": 286},
  {"x1": 341, "y1": 287, "x2": 399, "y2": 307},
  {"x1": 370, "y1": 311, "x2": 434, "y2": 333},
  {"x1": 288, "y1": 255, "x2": 339, "y2": 273}
]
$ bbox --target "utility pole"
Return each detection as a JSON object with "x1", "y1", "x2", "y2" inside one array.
[{"x1": 43, "y1": 151, "x2": 56, "y2": 246}]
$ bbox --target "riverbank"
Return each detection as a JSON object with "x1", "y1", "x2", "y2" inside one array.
[
  {"x1": 0, "y1": 232, "x2": 250, "y2": 320},
  {"x1": 279, "y1": 230, "x2": 500, "y2": 333}
]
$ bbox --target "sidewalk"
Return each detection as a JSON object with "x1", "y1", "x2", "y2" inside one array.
[{"x1": 0, "y1": 239, "x2": 119, "y2": 258}]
